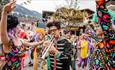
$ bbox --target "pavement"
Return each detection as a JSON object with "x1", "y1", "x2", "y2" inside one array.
[
  {"x1": 24, "y1": 56, "x2": 33, "y2": 70},
  {"x1": 24, "y1": 58, "x2": 90, "y2": 70},
  {"x1": 23, "y1": 50, "x2": 90, "y2": 70}
]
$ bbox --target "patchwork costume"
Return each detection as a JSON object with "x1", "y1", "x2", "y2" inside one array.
[{"x1": 90, "y1": 0, "x2": 115, "y2": 70}]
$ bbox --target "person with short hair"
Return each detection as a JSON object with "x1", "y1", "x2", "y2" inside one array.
[
  {"x1": 46, "y1": 21, "x2": 73, "y2": 70},
  {"x1": 77, "y1": 34, "x2": 89, "y2": 70}
]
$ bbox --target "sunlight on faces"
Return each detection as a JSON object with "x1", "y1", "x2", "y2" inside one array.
[
  {"x1": 39, "y1": 33, "x2": 44, "y2": 40},
  {"x1": 49, "y1": 26, "x2": 60, "y2": 38},
  {"x1": 65, "y1": 32, "x2": 71, "y2": 39}
]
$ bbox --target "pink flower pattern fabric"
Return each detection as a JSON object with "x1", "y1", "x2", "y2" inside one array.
[{"x1": 2, "y1": 40, "x2": 24, "y2": 70}]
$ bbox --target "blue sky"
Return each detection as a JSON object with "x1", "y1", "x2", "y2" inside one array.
[{"x1": 16, "y1": 0, "x2": 96, "y2": 14}]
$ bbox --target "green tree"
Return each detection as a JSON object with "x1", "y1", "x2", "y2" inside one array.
[
  {"x1": 0, "y1": 0, "x2": 9, "y2": 19},
  {"x1": 0, "y1": 0, "x2": 2, "y2": 19}
]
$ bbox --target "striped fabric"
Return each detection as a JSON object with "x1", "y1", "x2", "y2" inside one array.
[{"x1": 49, "y1": 38, "x2": 72, "y2": 70}]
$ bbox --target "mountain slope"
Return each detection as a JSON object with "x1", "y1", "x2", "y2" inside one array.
[{"x1": 13, "y1": 4, "x2": 42, "y2": 19}]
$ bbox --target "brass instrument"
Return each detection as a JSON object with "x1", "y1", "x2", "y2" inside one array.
[{"x1": 36, "y1": 38, "x2": 55, "y2": 70}]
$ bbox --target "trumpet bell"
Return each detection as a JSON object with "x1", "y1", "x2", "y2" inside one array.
[
  {"x1": 37, "y1": 58, "x2": 47, "y2": 70},
  {"x1": 37, "y1": 58, "x2": 47, "y2": 65}
]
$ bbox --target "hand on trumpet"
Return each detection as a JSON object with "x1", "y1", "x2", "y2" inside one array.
[
  {"x1": 49, "y1": 45, "x2": 58, "y2": 55},
  {"x1": 42, "y1": 40, "x2": 49, "y2": 48}
]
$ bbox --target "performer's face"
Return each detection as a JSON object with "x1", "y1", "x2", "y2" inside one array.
[
  {"x1": 65, "y1": 32, "x2": 71, "y2": 39},
  {"x1": 39, "y1": 33, "x2": 44, "y2": 40},
  {"x1": 49, "y1": 26, "x2": 60, "y2": 38},
  {"x1": 81, "y1": 34, "x2": 86, "y2": 40}
]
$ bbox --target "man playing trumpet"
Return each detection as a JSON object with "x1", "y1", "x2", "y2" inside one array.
[{"x1": 46, "y1": 21, "x2": 73, "y2": 70}]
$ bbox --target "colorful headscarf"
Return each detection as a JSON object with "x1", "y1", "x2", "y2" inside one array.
[
  {"x1": 33, "y1": 28, "x2": 46, "y2": 42},
  {"x1": 33, "y1": 28, "x2": 46, "y2": 70},
  {"x1": 35, "y1": 28, "x2": 46, "y2": 36}
]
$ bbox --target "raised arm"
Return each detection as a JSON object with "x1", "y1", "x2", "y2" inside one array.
[
  {"x1": 0, "y1": 1, "x2": 16, "y2": 47},
  {"x1": 1, "y1": 9, "x2": 9, "y2": 46},
  {"x1": 23, "y1": 40, "x2": 43, "y2": 47}
]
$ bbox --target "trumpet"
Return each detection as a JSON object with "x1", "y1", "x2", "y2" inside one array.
[
  {"x1": 36, "y1": 38, "x2": 55, "y2": 70},
  {"x1": 42, "y1": 38, "x2": 55, "y2": 59}
]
